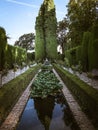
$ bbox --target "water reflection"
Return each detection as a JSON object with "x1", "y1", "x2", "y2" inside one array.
[
  {"x1": 34, "y1": 96, "x2": 55, "y2": 130},
  {"x1": 16, "y1": 94, "x2": 79, "y2": 130}
]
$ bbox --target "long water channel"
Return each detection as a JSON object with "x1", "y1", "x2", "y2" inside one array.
[
  {"x1": 16, "y1": 94, "x2": 80, "y2": 130},
  {"x1": 16, "y1": 67, "x2": 80, "y2": 130}
]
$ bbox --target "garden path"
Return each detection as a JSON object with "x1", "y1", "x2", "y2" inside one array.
[
  {"x1": 63, "y1": 67, "x2": 98, "y2": 90},
  {"x1": 2, "y1": 64, "x2": 37, "y2": 85},
  {"x1": 2, "y1": 66, "x2": 29, "y2": 85}
]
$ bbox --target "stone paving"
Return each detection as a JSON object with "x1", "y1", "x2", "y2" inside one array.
[
  {"x1": 0, "y1": 73, "x2": 38, "y2": 130},
  {"x1": 2, "y1": 66, "x2": 29, "y2": 85},
  {"x1": 63, "y1": 67, "x2": 98, "y2": 90},
  {"x1": 1, "y1": 63, "x2": 37, "y2": 86},
  {"x1": 53, "y1": 69, "x2": 95, "y2": 130}
]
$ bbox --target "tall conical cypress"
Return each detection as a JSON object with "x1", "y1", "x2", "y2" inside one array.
[{"x1": 35, "y1": 0, "x2": 57, "y2": 61}]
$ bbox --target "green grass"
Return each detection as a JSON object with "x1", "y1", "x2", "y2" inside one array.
[{"x1": 0, "y1": 64, "x2": 41, "y2": 125}]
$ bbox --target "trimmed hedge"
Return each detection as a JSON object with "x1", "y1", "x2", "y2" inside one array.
[
  {"x1": 81, "y1": 32, "x2": 91, "y2": 71},
  {"x1": 53, "y1": 64, "x2": 98, "y2": 129},
  {"x1": 88, "y1": 39, "x2": 98, "y2": 70},
  {"x1": 0, "y1": 27, "x2": 7, "y2": 70},
  {"x1": 0, "y1": 64, "x2": 41, "y2": 125},
  {"x1": 35, "y1": 0, "x2": 57, "y2": 60},
  {"x1": 65, "y1": 46, "x2": 81, "y2": 66}
]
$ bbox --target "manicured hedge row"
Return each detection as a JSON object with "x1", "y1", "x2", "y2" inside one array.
[
  {"x1": 65, "y1": 23, "x2": 98, "y2": 72},
  {"x1": 1, "y1": 43, "x2": 34, "y2": 70},
  {"x1": 0, "y1": 64, "x2": 41, "y2": 125},
  {"x1": 5, "y1": 44, "x2": 27, "y2": 69},
  {"x1": 53, "y1": 64, "x2": 98, "y2": 129}
]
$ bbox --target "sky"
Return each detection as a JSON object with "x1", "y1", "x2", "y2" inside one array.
[{"x1": 0, "y1": 0, "x2": 69, "y2": 45}]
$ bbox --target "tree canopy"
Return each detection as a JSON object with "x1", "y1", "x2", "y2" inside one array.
[
  {"x1": 56, "y1": 18, "x2": 68, "y2": 54},
  {"x1": 67, "y1": 0, "x2": 97, "y2": 48},
  {"x1": 14, "y1": 33, "x2": 35, "y2": 51}
]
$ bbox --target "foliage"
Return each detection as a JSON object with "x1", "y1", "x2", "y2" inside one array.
[
  {"x1": 31, "y1": 66, "x2": 62, "y2": 98},
  {"x1": 27, "y1": 52, "x2": 35, "y2": 63},
  {"x1": 14, "y1": 33, "x2": 35, "y2": 51},
  {"x1": 0, "y1": 64, "x2": 41, "y2": 125},
  {"x1": 88, "y1": 39, "x2": 98, "y2": 70},
  {"x1": 64, "y1": 57, "x2": 70, "y2": 68},
  {"x1": 65, "y1": 47, "x2": 77, "y2": 66},
  {"x1": 0, "y1": 27, "x2": 7, "y2": 70},
  {"x1": 4, "y1": 44, "x2": 27, "y2": 69},
  {"x1": 65, "y1": 46, "x2": 82, "y2": 71},
  {"x1": 81, "y1": 32, "x2": 91, "y2": 71},
  {"x1": 35, "y1": 0, "x2": 57, "y2": 60},
  {"x1": 67, "y1": 0, "x2": 97, "y2": 48},
  {"x1": 56, "y1": 18, "x2": 68, "y2": 54},
  {"x1": 35, "y1": 17, "x2": 45, "y2": 61}
]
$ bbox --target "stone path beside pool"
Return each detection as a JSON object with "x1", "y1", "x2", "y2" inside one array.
[
  {"x1": 2, "y1": 66, "x2": 29, "y2": 85},
  {"x1": 53, "y1": 69, "x2": 95, "y2": 130},
  {"x1": 63, "y1": 67, "x2": 98, "y2": 90},
  {"x1": 1, "y1": 64, "x2": 37, "y2": 86}
]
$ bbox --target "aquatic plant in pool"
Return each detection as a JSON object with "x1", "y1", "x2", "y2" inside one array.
[{"x1": 30, "y1": 66, "x2": 63, "y2": 98}]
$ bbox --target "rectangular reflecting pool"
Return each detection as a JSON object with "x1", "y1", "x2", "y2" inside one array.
[{"x1": 16, "y1": 93, "x2": 80, "y2": 130}]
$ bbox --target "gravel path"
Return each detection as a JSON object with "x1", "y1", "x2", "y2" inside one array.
[
  {"x1": 1, "y1": 64, "x2": 37, "y2": 86},
  {"x1": 2, "y1": 66, "x2": 29, "y2": 85},
  {"x1": 63, "y1": 67, "x2": 98, "y2": 90}
]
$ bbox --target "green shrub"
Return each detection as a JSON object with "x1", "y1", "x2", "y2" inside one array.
[
  {"x1": 89, "y1": 39, "x2": 98, "y2": 70},
  {"x1": 0, "y1": 27, "x2": 7, "y2": 70},
  {"x1": 65, "y1": 46, "x2": 81, "y2": 66},
  {"x1": 64, "y1": 57, "x2": 70, "y2": 68},
  {"x1": 81, "y1": 32, "x2": 92, "y2": 71},
  {"x1": 5, "y1": 44, "x2": 27, "y2": 69}
]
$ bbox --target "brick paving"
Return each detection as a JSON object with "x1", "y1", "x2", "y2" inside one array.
[{"x1": 53, "y1": 69, "x2": 95, "y2": 130}]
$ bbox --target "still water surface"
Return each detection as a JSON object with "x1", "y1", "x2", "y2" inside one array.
[{"x1": 16, "y1": 94, "x2": 79, "y2": 130}]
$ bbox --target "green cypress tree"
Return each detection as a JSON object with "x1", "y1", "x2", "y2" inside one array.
[
  {"x1": 0, "y1": 27, "x2": 7, "y2": 70},
  {"x1": 35, "y1": 0, "x2": 57, "y2": 61}
]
